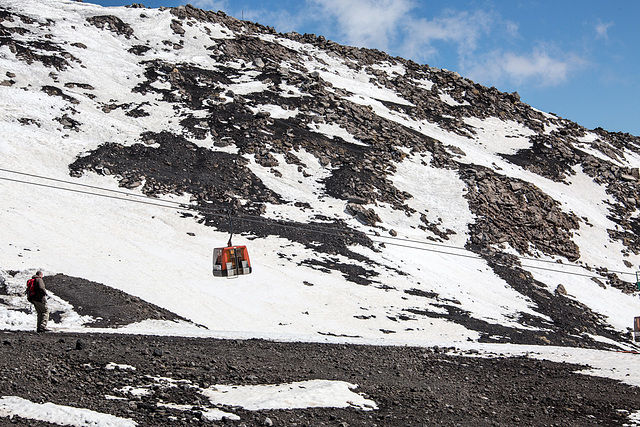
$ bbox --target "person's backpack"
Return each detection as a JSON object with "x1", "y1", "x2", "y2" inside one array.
[{"x1": 26, "y1": 278, "x2": 37, "y2": 302}]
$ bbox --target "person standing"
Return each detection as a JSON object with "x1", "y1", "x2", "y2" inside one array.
[{"x1": 27, "y1": 271, "x2": 49, "y2": 332}]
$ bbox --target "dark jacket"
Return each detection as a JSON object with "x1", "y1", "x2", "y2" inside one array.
[{"x1": 30, "y1": 276, "x2": 46, "y2": 302}]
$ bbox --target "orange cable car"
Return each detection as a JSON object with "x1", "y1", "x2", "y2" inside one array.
[
  {"x1": 212, "y1": 215, "x2": 252, "y2": 277},
  {"x1": 212, "y1": 244, "x2": 252, "y2": 277}
]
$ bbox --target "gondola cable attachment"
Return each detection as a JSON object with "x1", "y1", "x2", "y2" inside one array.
[{"x1": 212, "y1": 213, "x2": 252, "y2": 278}]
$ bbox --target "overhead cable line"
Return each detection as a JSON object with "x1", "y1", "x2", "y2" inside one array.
[
  {"x1": 0, "y1": 168, "x2": 636, "y2": 279},
  {"x1": 518, "y1": 263, "x2": 606, "y2": 279},
  {"x1": 0, "y1": 176, "x2": 191, "y2": 212},
  {"x1": 0, "y1": 167, "x2": 188, "y2": 207},
  {"x1": 0, "y1": 168, "x2": 560, "y2": 259}
]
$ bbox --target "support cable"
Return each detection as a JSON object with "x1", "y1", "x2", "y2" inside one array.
[{"x1": 0, "y1": 169, "x2": 636, "y2": 279}]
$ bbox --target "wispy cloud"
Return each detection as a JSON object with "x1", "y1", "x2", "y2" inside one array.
[
  {"x1": 595, "y1": 20, "x2": 614, "y2": 40},
  {"x1": 186, "y1": 0, "x2": 302, "y2": 33},
  {"x1": 464, "y1": 46, "x2": 587, "y2": 87},
  {"x1": 400, "y1": 9, "x2": 493, "y2": 62},
  {"x1": 307, "y1": 1, "x2": 494, "y2": 62},
  {"x1": 505, "y1": 20, "x2": 519, "y2": 39},
  {"x1": 309, "y1": 0, "x2": 413, "y2": 51}
]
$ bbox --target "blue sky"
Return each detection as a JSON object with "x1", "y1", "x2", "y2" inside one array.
[{"x1": 85, "y1": 0, "x2": 640, "y2": 136}]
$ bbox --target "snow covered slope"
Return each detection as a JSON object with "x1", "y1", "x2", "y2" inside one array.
[{"x1": 1, "y1": 0, "x2": 640, "y2": 352}]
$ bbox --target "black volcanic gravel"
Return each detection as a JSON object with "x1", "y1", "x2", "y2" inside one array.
[
  {"x1": 0, "y1": 331, "x2": 639, "y2": 426},
  {"x1": 3, "y1": 273, "x2": 639, "y2": 425}
]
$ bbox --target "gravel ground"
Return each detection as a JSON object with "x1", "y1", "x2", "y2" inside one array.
[{"x1": 0, "y1": 331, "x2": 639, "y2": 426}]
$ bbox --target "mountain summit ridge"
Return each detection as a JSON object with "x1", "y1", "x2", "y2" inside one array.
[{"x1": 1, "y1": 0, "x2": 640, "y2": 350}]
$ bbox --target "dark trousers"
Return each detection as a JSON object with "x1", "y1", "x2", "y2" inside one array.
[{"x1": 32, "y1": 299, "x2": 49, "y2": 331}]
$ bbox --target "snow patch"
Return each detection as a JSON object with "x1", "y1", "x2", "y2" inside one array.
[
  {"x1": 440, "y1": 92, "x2": 469, "y2": 107},
  {"x1": 0, "y1": 396, "x2": 137, "y2": 427},
  {"x1": 202, "y1": 380, "x2": 377, "y2": 411},
  {"x1": 309, "y1": 122, "x2": 367, "y2": 146}
]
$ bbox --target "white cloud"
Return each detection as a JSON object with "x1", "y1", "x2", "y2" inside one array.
[
  {"x1": 185, "y1": 0, "x2": 303, "y2": 33},
  {"x1": 505, "y1": 20, "x2": 519, "y2": 39},
  {"x1": 400, "y1": 9, "x2": 493, "y2": 61},
  {"x1": 309, "y1": 0, "x2": 413, "y2": 51},
  {"x1": 305, "y1": 1, "x2": 497, "y2": 65},
  {"x1": 464, "y1": 46, "x2": 587, "y2": 87},
  {"x1": 595, "y1": 20, "x2": 614, "y2": 40}
]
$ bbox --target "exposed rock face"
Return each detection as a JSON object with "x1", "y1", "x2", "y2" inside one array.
[
  {"x1": 346, "y1": 203, "x2": 381, "y2": 226},
  {"x1": 86, "y1": 15, "x2": 134, "y2": 38},
  {"x1": 70, "y1": 131, "x2": 283, "y2": 216},
  {"x1": 46, "y1": 273, "x2": 189, "y2": 328},
  {"x1": 0, "y1": 9, "x2": 77, "y2": 70},
  {"x1": 461, "y1": 166, "x2": 581, "y2": 261}
]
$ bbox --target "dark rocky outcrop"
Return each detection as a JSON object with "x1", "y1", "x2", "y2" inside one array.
[
  {"x1": 461, "y1": 166, "x2": 581, "y2": 261},
  {"x1": 86, "y1": 15, "x2": 134, "y2": 38},
  {"x1": 46, "y1": 273, "x2": 189, "y2": 328}
]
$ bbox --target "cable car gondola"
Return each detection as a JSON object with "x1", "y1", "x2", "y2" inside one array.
[
  {"x1": 212, "y1": 243, "x2": 252, "y2": 277},
  {"x1": 212, "y1": 215, "x2": 252, "y2": 278}
]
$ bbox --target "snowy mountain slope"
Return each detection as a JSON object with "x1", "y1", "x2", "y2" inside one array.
[{"x1": 1, "y1": 0, "x2": 640, "y2": 352}]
